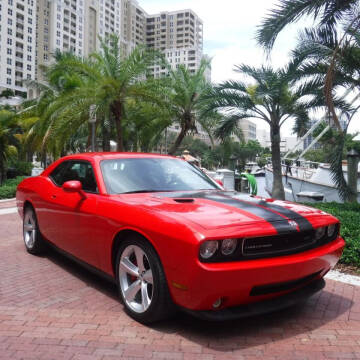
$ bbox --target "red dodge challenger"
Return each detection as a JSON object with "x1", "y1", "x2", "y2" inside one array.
[{"x1": 16, "y1": 153, "x2": 345, "y2": 323}]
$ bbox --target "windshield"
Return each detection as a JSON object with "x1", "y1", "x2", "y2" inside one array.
[{"x1": 100, "y1": 158, "x2": 219, "y2": 194}]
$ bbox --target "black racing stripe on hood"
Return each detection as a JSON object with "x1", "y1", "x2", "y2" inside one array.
[
  {"x1": 160, "y1": 191, "x2": 303, "y2": 234},
  {"x1": 223, "y1": 192, "x2": 313, "y2": 232}
]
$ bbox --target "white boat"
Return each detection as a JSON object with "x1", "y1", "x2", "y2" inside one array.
[
  {"x1": 265, "y1": 159, "x2": 360, "y2": 203},
  {"x1": 245, "y1": 162, "x2": 265, "y2": 177}
]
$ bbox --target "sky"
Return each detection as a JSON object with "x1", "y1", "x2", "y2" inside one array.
[{"x1": 145, "y1": 0, "x2": 360, "y2": 137}]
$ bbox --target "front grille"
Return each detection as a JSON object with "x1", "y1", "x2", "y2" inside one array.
[{"x1": 243, "y1": 231, "x2": 316, "y2": 258}]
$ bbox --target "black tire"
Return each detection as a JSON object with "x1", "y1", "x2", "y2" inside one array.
[
  {"x1": 116, "y1": 235, "x2": 175, "y2": 324},
  {"x1": 23, "y1": 206, "x2": 46, "y2": 255}
]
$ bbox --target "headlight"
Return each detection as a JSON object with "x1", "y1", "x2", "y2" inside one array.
[
  {"x1": 327, "y1": 224, "x2": 336, "y2": 238},
  {"x1": 315, "y1": 226, "x2": 326, "y2": 240},
  {"x1": 199, "y1": 241, "x2": 218, "y2": 259},
  {"x1": 221, "y1": 239, "x2": 237, "y2": 255}
]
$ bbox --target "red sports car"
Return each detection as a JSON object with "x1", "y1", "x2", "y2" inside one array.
[{"x1": 16, "y1": 153, "x2": 345, "y2": 323}]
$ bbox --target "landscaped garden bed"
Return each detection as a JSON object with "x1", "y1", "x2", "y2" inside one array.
[
  {"x1": 305, "y1": 202, "x2": 360, "y2": 270},
  {"x1": 0, "y1": 176, "x2": 25, "y2": 200}
]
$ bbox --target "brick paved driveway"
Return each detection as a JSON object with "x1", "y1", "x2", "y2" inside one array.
[{"x1": 1, "y1": 200, "x2": 360, "y2": 360}]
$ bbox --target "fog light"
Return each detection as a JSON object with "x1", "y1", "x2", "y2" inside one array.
[{"x1": 212, "y1": 298, "x2": 222, "y2": 308}]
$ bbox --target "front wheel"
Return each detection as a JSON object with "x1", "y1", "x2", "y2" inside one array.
[
  {"x1": 116, "y1": 236, "x2": 174, "y2": 324},
  {"x1": 23, "y1": 206, "x2": 46, "y2": 255}
]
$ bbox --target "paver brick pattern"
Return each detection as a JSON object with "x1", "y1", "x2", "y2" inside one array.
[{"x1": 0, "y1": 206, "x2": 360, "y2": 360}]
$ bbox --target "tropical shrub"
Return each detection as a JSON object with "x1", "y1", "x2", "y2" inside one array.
[{"x1": 306, "y1": 202, "x2": 360, "y2": 267}]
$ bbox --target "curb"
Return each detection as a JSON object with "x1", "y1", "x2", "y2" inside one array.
[{"x1": 0, "y1": 198, "x2": 16, "y2": 203}]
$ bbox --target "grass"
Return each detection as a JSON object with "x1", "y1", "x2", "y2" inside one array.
[
  {"x1": 305, "y1": 202, "x2": 360, "y2": 268},
  {"x1": 0, "y1": 176, "x2": 26, "y2": 200}
]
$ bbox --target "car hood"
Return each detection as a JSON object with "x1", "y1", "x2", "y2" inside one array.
[{"x1": 117, "y1": 190, "x2": 327, "y2": 233}]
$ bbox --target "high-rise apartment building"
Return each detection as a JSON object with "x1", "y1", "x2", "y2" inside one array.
[
  {"x1": 145, "y1": 9, "x2": 204, "y2": 78},
  {"x1": 1, "y1": 0, "x2": 208, "y2": 97},
  {"x1": 0, "y1": 0, "x2": 37, "y2": 95}
]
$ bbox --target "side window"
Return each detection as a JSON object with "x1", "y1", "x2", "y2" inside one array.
[
  {"x1": 65, "y1": 161, "x2": 98, "y2": 193},
  {"x1": 50, "y1": 161, "x2": 98, "y2": 193},
  {"x1": 49, "y1": 161, "x2": 70, "y2": 186}
]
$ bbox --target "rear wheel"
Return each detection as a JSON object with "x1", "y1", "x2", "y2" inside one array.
[
  {"x1": 23, "y1": 206, "x2": 46, "y2": 255},
  {"x1": 116, "y1": 236, "x2": 174, "y2": 324}
]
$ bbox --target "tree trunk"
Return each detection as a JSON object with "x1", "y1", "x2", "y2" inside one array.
[
  {"x1": 270, "y1": 124, "x2": 285, "y2": 200},
  {"x1": 0, "y1": 156, "x2": 5, "y2": 186},
  {"x1": 101, "y1": 121, "x2": 111, "y2": 152},
  {"x1": 111, "y1": 101, "x2": 124, "y2": 152},
  {"x1": 86, "y1": 123, "x2": 92, "y2": 151},
  {"x1": 168, "y1": 127, "x2": 187, "y2": 155}
]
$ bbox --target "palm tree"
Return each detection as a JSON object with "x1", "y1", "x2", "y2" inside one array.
[
  {"x1": 0, "y1": 110, "x2": 19, "y2": 184},
  {"x1": 206, "y1": 63, "x2": 310, "y2": 200},
  {"x1": 257, "y1": 0, "x2": 360, "y2": 131},
  {"x1": 289, "y1": 28, "x2": 359, "y2": 201},
  {"x1": 256, "y1": 0, "x2": 359, "y2": 53},
  {"x1": 161, "y1": 59, "x2": 216, "y2": 155},
  {"x1": 46, "y1": 34, "x2": 162, "y2": 152}
]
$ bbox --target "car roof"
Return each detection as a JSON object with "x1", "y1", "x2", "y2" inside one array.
[{"x1": 59, "y1": 152, "x2": 178, "y2": 162}]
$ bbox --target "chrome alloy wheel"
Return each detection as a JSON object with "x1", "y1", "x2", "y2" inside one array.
[
  {"x1": 23, "y1": 210, "x2": 36, "y2": 249},
  {"x1": 119, "y1": 245, "x2": 154, "y2": 313}
]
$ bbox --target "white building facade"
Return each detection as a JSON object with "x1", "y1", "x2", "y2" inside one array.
[
  {"x1": 1, "y1": 0, "x2": 208, "y2": 97},
  {"x1": 0, "y1": 0, "x2": 37, "y2": 94}
]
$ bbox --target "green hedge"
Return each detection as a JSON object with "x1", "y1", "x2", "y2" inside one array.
[
  {"x1": 305, "y1": 202, "x2": 360, "y2": 267},
  {"x1": 0, "y1": 176, "x2": 26, "y2": 200}
]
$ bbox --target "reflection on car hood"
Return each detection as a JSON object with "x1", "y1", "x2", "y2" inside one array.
[{"x1": 131, "y1": 190, "x2": 327, "y2": 233}]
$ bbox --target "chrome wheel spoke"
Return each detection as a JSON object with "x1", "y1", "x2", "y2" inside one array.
[
  {"x1": 134, "y1": 247, "x2": 145, "y2": 273},
  {"x1": 141, "y1": 282, "x2": 150, "y2": 311},
  {"x1": 24, "y1": 212, "x2": 36, "y2": 249},
  {"x1": 119, "y1": 244, "x2": 154, "y2": 314},
  {"x1": 24, "y1": 223, "x2": 34, "y2": 232},
  {"x1": 120, "y1": 257, "x2": 139, "y2": 277},
  {"x1": 124, "y1": 279, "x2": 141, "y2": 302},
  {"x1": 143, "y1": 269, "x2": 153, "y2": 285}
]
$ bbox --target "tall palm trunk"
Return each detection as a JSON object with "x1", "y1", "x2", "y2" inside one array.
[
  {"x1": 168, "y1": 126, "x2": 187, "y2": 155},
  {"x1": 0, "y1": 156, "x2": 5, "y2": 186},
  {"x1": 101, "y1": 120, "x2": 111, "y2": 152},
  {"x1": 111, "y1": 100, "x2": 124, "y2": 152},
  {"x1": 168, "y1": 113, "x2": 193, "y2": 155},
  {"x1": 270, "y1": 123, "x2": 285, "y2": 200}
]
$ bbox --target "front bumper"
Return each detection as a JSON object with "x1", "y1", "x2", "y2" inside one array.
[
  {"x1": 182, "y1": 277, "x2": 325, "y2": 321},
  {"x1": 169, "y1": 236, "x2": 345, "y2": 311}
]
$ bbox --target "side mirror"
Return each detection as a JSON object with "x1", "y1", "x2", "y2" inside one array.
[{"x1": 62, "y1": 180, "x2": 83, "y2": 193}]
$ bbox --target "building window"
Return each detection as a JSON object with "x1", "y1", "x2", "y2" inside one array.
[
  {"x1": 27, "y1": 45, "x2": 32, "y2": 52},
  {"x1": 28, "y1": 27, "x2": 32, "y2": 33},
  {"x1": 8, "y1": 9, "x2": 13, "y2": 16},
  {"x1": 27, "y1": 55, "x2": 32, "y2": 61},
  {"x1": 7, "y1": 48, "x2": 12, "y2": 55},
  {"x1": 7, "y1": 68, "x2": 11, "y2": 75},
  {"x1": 7, "y1": 38, "x2": 12, "y2": 45},
  {"x1": 7, "y1": 78, "x2": 11, "y2": 85},
  {"x1": 27, "y1": 64, "x2": 31, "y2": 70},
  {"x1": 7, "y1": 58, "x2": 12, "y2": 65},
  {"x1": 27, "y1": 36, "x2": 32, "y2": 43},
  {"x1": 8, "y1": 28, "x2": 12, "y2": 35}
]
